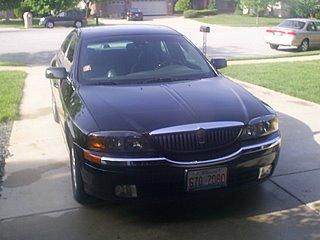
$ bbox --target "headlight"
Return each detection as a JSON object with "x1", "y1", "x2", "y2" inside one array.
[
  {"x1": 87, "y1": 131, "x2": 154, "y2": 154},
  {"x1": 241, "y1": 115, "x2": 279, "y2": 140}
]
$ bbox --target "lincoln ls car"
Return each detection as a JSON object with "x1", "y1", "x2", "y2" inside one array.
[{"x1": 45, "y1": 25, "x2": 281, "y2": 203}]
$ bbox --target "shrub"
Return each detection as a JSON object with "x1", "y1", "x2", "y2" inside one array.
[
  {"x1": 175, "y1": 0, "x2": 191, "y2": 12},
  {"x1": 315, "y1": 11, "x2": 320, "y2": 19},
  {"x1": 183, "y1": 9, "x2": 217, "y2": 18},
  {"x1": 208, "y1": 0, "x2": 216, "y2": 10}
]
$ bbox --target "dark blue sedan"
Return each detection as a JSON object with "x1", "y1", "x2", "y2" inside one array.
[{"x1": 45, "y1": 25, "x2": 281, "y2": 203}]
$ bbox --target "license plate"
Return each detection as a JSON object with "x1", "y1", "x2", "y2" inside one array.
[{"x1": 186, "y1": 167, "x2": 227, "y2": 192}]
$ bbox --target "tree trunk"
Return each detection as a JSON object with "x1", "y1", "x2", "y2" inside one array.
[{"x1": 5, "y1": 10, "x2": 10, "y2": 23}]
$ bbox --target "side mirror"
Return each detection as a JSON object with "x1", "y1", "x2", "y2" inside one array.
[
  {"x1": 45, "y1": 67, "x2": 68, "y2": 79},
  {"x1": 210, "y1": 58, "x2": 227, "y2": 69}
]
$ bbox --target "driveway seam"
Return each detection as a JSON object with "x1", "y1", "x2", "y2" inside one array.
[
  {"x1": 269, "y1": 179, "x2": 320, "y2": 215},
  {"x1": 272, "y1": 167, "x2": 320, "y2": 178}
]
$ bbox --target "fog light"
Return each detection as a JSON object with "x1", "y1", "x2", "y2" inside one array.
[
  {"x1": 258, "y1": 165, "x2": 272, "y2": 179},
  {"x1": 114, "y1": 185, "x2": 137, "y2": 198}
]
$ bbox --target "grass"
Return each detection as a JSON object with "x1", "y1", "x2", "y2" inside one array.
[
  {"x1": 0, "y1": 17, "x2": 102, "y2": 28},
  {"x1": 0, "y1": 18, "x2": 40, "y2": 28},
  {"x1": 196, "y1": 14, "x2": 282, "y2": 27},
  {"x1": 0, "y1": 61, "x2": 26, "y2": 67},
  {"x1": 221, "y1": 61, "x2": 320, "y2": 104},
  {"x1": 0, "y1": 71, "x2": 26, "y2": 122}
]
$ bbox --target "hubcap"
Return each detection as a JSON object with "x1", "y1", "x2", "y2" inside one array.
[
  {"x1": 302, "y1": 41, "x2": 308, "y2": 51},
  {"x1": 71, "y1": 148, "x2": 77, "y2": 190},
  {"x1": 76, "y1": 22, "x2": 82, "y2": 28},
  {"x1": 47, "y1": 22, "x2": 53, "y2": 28}
]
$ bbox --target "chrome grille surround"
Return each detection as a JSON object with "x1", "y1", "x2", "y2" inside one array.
[{"x1": 149, "y1": 122, "x2": 244, "y2": 153}]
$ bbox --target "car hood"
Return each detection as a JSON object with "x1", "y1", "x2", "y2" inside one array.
[{"x1": 79, "y1": 77, "x2": 270, "y2": 133}]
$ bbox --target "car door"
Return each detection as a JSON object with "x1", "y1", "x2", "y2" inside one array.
[
  {"x1": 55, "y1": 12, "x2": 68, "y2": 26},
  {"x1": 306, "y1": 22, "x2": 318, "y2": 48},
  {"x1": 314, "y1": 21, "x2": 320, "y2": 47},
  {"x1": 57, "y1": 32, "x2": 78, "y2": 128},
  {"x1": 64, "y1": 11, "x2": 76, "y2": 27},
  {"x1": 51, "y1": 32, "x2": 76, "y2": 128}
]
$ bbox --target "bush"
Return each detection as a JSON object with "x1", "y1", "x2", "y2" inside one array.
[
  {"x1": 174, "y1": 0, "x2": 191, "y2": 12},
  {"x1": 183, "y1": 9, "x2": 217, "y2": 18},
  {"x1": 315, "y1": 11, "x2": 320, "y2": 19},
  {"x1": 208, "y1": 0, "x2": 216, "y2": 10}
]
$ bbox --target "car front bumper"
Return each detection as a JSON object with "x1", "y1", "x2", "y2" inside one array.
[{"x1": 75, "y1": 134, "x2": 281, "y2": 201}]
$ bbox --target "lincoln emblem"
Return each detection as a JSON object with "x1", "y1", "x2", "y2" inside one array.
[{"x1": 196, "y1": 128, "x2": 206, "y2": 145}]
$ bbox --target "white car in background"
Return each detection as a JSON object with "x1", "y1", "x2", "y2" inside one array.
[{"x1": 265, "y1": 18, "x2": 320, "y2": 51}]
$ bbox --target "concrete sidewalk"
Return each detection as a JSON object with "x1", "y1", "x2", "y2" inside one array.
[
  {"x1": 0, "y1": 66, "x2": 319, "y2": 240},
  {"x1": 229, "y1": 54, "x2": 320, "y2": 65}
]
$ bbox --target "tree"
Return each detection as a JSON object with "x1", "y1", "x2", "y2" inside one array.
[
  {"x1": 240, "y1": 0, "x2": 277, "y2": 24},
  {"x1": 174, "y1": 0, "x2": 191, "y2": 12},
  {"x1": 21, "y1": 0, "x2": 80, "y2": 16},
  {"x1": 286, "y1": 0, "x2": 320, "y2": 18},
  {"x1": 0, "y1": 0, "x2": 21, "y2": 21}
]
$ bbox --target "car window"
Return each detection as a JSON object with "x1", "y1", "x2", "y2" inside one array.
[
  {"x1": 79, "y1": 35, "x2": 215, "y2": 84},
  {"x1": 65, "y1": 34, "x2": 77, "y2": 64},
  {"x1": 58, "y1": 12, "x2": 66, "y2": 17},
  {"x1": 315, "y1": 21, "x2": 320, "y2": 31},
  {"x1": 307, "y1": 22, "x2": 317, "y2": 32},
  {"x1": 278, "y1": 20, "x2": 305, "y2": 30},
  {"x1": 61, "y1": 33, "x2": 74, "y2": 54}
]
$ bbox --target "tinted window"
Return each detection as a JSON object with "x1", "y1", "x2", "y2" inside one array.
[
  {"x1": 79, "y1": 35, "x2": 215, "y2": 84},
  {"x1": 66, "y1": 34, "x2": 77, "y2": 63},
  {"x1": 307, "y1": 22, "x2": 317, "y2": 31},
  {"x1": 278, "y1": 20, "x2": 305, "y2": 30},
  {"x1": 61, "y1": 33, "x2": 73, "y2": 54}
]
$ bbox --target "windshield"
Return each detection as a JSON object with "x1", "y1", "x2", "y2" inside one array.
[
  {"x1": 79, "y1": 35, "x2": 215, "y2": 85},
  {"x1": 278, "y1": 20, "x2": 306, "y2": 29}
]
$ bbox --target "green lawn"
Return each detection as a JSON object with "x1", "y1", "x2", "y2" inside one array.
[
  {"x1": 196, "y1": 14, "x2": 282, "y2": 27},
  {"x1": 0, "y1": 61, "x2": 26, "y2": 66},
  {"x1": 0, "y1": 71, "x2": 26, "y2": 122},
  {"x1": 221, "y1": 61, "x2": 320, "y2": 104},
  {"x1": 0, "y1": 18, "x2": 40, "y2": 28},
  {"x1": 0, "y1": 18, "x2": 102, "y2": 28}
]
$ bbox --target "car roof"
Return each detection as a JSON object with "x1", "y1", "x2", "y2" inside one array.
[
  {"x1": 285, "y1": 18, "x2": 319, "y2": 23},
  {"x1": 78, "y1": 25, "x2": 181, "y2": 39}
]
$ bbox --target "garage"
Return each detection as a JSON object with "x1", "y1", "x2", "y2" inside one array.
[{"x1": 131, "y1": 0, "x2": 168, "y2": 15}]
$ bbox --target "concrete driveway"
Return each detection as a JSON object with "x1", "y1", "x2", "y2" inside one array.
[
  {"x1": 0, "y1": 65, "x2": 319, "y2": 240},
  {"x1": 0, "y1": 16, "x2": 293, "y2": 66}
]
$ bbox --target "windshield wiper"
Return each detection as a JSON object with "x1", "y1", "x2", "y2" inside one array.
[{"x1": 142, "y1": 76, "x2": 198, "y2": 84}]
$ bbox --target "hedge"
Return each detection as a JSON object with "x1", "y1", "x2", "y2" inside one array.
[{"x1": 183, "y1": 9, "x2": 217, "y2": 18}]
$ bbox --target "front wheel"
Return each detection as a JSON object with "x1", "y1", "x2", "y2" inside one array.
[
  {"x1": 270, "y1": 44, "x2": 279, "y2": 50},
  {"x1": 70, "y1": 145, "x2": 92, "y2": 204},
  {"x1": 45, "y1": 21, "x2": 54, "y2": 28},
  {"x1": 299, "y1": 39, "x2": 309, "y2": 52}
]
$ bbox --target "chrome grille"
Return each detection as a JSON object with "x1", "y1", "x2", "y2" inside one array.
[{"x1": 150, "y1": 126, "x2": 242, "y2": 153}]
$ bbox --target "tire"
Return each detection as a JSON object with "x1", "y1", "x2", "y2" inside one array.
[
  {"x1": 74, "y1": 20, "x2": 82, "y2": 28},
  {"x1": 270, "y1": 44, "x2": 279, "y2": 50},
  {"x1": 299, "y1": 39, "x2": 309, "y2": 52},
  {"x1": 69, "y1": 143, "x2": 93, "y2": 204},
  {"x1": 45, "y1": 21, "x2": 54, "y2": 28},
  {"x1": 52, "y1": 97, "x2": 59, "y2": 123}
]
